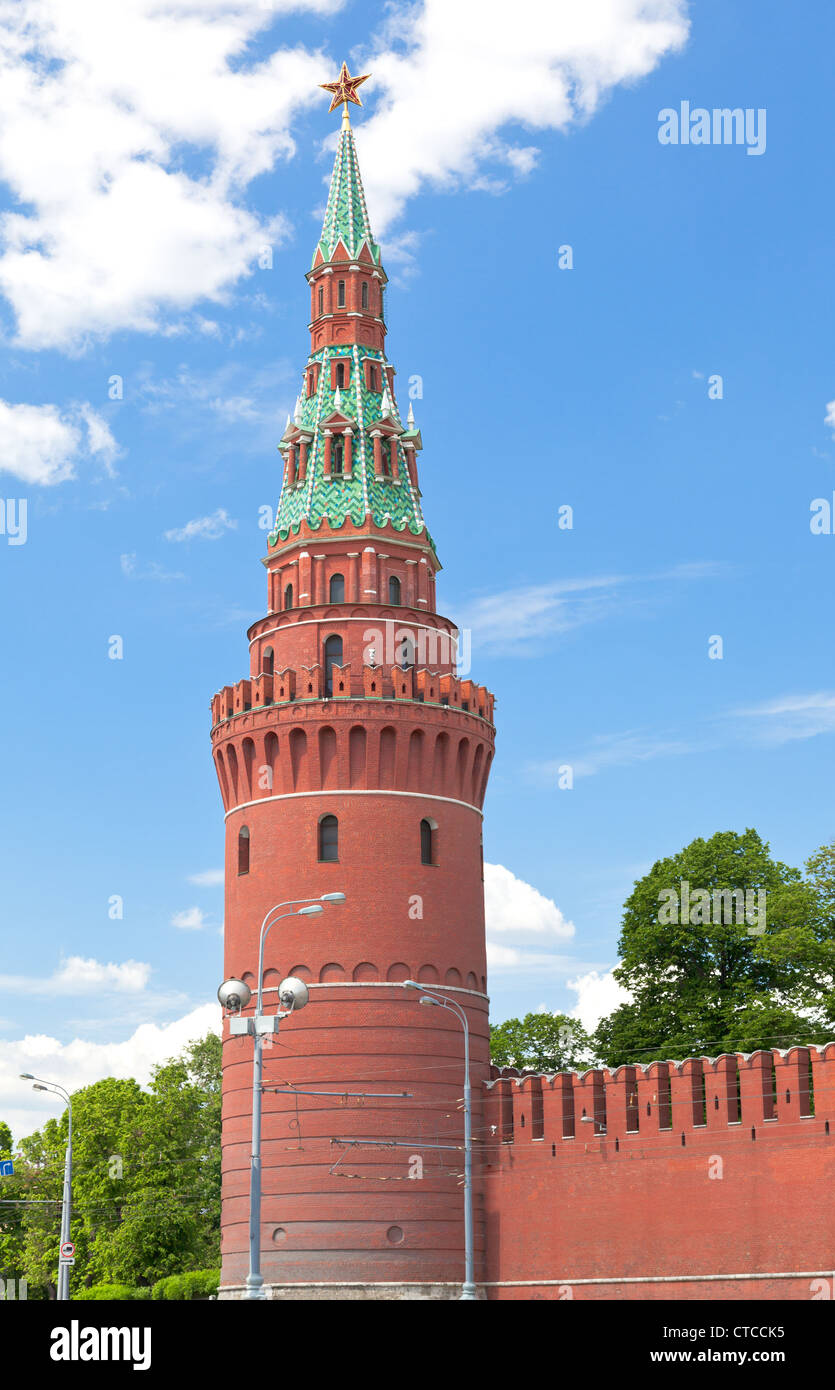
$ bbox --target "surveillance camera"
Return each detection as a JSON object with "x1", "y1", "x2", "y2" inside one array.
[
  {"x1": 277, "y1": 976, "x2": 309, "y2": 1012},
  {"x1": 217, "y1": 978, "x2": 252, "y2": 1013}
]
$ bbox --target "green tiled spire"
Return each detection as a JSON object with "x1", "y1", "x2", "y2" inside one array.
[
  {"x1": 269, "y1": 105, "x2": 434, "y2": 554},
  {"x1": 313, "y1": 115, "x2": 381, "y2": 268},
  {"x1": 268, "y1": 343, "x2": 430, "y2": 546}
]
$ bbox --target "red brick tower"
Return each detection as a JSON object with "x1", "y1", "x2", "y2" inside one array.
[{"x1": 211, "y1": 76, "x2": 496, "y2": 1299}]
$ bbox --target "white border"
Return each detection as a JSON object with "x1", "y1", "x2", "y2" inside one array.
[{"x1": 224, "y1": 788, "x2": 483, "y2": 819}]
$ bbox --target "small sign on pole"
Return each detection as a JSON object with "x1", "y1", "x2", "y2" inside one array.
[
  {"x1": 0, "y1": 1160, "x2": 14, "y2": 1177},
  {"x1": 60, "y1": 1241, "x2": 75, "y2": 1260}
]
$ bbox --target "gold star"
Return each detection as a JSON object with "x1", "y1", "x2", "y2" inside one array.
[{"x1": 320, "y1": 62, "x2": 371, "y2": 115}]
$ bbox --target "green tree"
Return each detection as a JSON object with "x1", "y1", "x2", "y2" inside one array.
[
  {"x1": 593, "y1": 828, "x2": 835, "y2": 1067},
  {"x1": 14, "y1": 1031, "x2": 222, "y2": 1296},
  {"x1": 490, "y1": 1012, "x2": 593, "y2": 1071}
]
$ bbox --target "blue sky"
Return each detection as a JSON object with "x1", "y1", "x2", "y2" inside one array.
[{"x1": 1, "y1": 0, "x2": 834, "y2": 1136}]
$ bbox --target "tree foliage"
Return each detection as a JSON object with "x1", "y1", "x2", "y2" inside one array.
[
  {"x1": 592, "y1": 829, "x2": 835, "y2": 1067},
  {"x1": 490, "y1": 1012, "x2": 593, "y2": 1072},
  {"x1": 0, "y1": 1032, "x2": 221, "y2": 1298}
]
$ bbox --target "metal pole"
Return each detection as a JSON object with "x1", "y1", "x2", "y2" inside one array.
[
  {"x1": 58, "y1": 1097, "x2": 72, "y2": 1301},
  {"x1": 246, "y1": 1029, "x2": 265, "y2": 1300},
  {"x1": 403, "y1": 986, "x2": 476, "y2": 1300},
  {"x1": 245, "y1": 903, "x2": 311, "y2": 1302},
  {"x1": 460, "y1": 1014, "x2": 475, "y2": 1300}
]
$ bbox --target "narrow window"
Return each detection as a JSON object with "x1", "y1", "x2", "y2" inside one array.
[
  {"x1": 361, "y1": 280, "x2": 369, "y2": 309},
  {"x1": 336, "y1": 361, "x2": 345, "y2": 389},
  {"x1": 284, "y1": 583, "x2": 293, "y2": 610},
  {"x1": 318, "y1": 286, "x2": 324, "y2": 314},
  {"x1": 307, "y1": 371, "x2": 315, "y2": 397},
  {"x1": 319, "y1": 814, "x2": 339, "y2": 862},
  {"x1": 337, "y1": 279, "x2": 346, "y2": 307},
  {"x1": 382, "y1": 440, "x2": 391, "y2": 476},
  {"x1": 420, "y1": 819, "x2": 434, "y2": 865},
  {"x1": 369, "y1": 363, "x2": 377, "y2": 391},
  {"x1": 329, "y1": 573, "x2": 345, "y2": 603},
  {"x1": 263, "y1": 647, "x2": 274, "y2": 676},
  {"x1": 398, "y1": 635, "x2": 413, "y2": 668},
  {"x1": 323, "y1": 634, "x2": 343, "y2": 696},
  {"x1": 388, "y1": 575, "x2": 401, "y2": 606},
  {"x1": 332, "y1": 438, "x2": 344, "y2": 474},
  {"x1": 238, "y1": 826, "x2": 250, "y2": 875}
]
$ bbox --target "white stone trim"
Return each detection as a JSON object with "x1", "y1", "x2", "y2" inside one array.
[
  {"x1": 249, "y1": 617, "x2": 458, "y2": 648},
  {"x1": 224, "y1": 789, "x2": 484, "y2": 819}
]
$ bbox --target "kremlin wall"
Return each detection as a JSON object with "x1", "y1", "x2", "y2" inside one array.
[{"x1": 482, "y1": 1047, "x2": 835, "y2": 1300}]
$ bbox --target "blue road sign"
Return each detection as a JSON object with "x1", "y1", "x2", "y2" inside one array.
[{"x1": 0, "y1": 1159, "x2": 14, "y2": 1176}]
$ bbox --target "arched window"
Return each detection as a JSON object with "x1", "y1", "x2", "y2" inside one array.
[
  {"x1": 336, "y1": 361, "x2": 345, "y2": 389},
  {"x1": 323, "y1": 634, "x2": 343, "y2": 697},
  {"x1": 319, "y1": 814, "x2": 339, "y2": 862},
  {"x1": 318, "y1": 286, "x2": 324, "y2": 315},
  {"x1": 420, "y1": 819, "x2": 434, "y2": 866},
  {"x1": 337, "y1": 279, "x2": 346, "y2": 308},
  {"x1": 263, "y1": 647, "x2": 274, "y2": 676},
  {"x1": 381, "y1": 440, "x2": 392, "y2": 476},
  {"x1": 388, "y1": 575, "x2": 401, "y2": 606},
  {"x1": 284, "y1": 583, "x2": 294, "y2": 610},
  {"x1": 361, "y1": 280, "x2": 369, "y2": 309},
  {"x1": 332, "y1": 437, "x2": 344, "y2": 474},
  {"x1": 329, "y1": 574, "x2": 345, "y2": 603},
  {"x1": 307, "y1": 370, "x2": 315, "y2": 397},
  {"x1": 238, "y1": 826, "x2": 250, "y2": 875},
  {"x1": 369, "y1": 363, "x2": 377, "y2": 391}
]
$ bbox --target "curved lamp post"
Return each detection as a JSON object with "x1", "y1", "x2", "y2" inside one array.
[
  {"x1": 20, "y1": 1073, "x2": 72, "y2": 1301},
  {"x1": 403, "y1": 982, "x2": 476, "y2": 1301}
]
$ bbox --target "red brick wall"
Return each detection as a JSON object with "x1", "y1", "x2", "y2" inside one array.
[{"x1": 481, "y1": 1047, "x2": 835, "y2": 1300}]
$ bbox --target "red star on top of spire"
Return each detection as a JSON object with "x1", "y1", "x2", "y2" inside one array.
[{"x1": 320, "y1": 62, "x2": 371, "y2": 115}]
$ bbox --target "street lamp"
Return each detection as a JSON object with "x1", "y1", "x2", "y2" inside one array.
[
  {"x1": 21, "y1": 1073, "x2": 73, "y2": 1301},
  {"x1": 402, "y1": 982, "x2": 477, "y2": 1301},
  {"x1": 217, "y1": 892, "x2": 345, "y2": 1302}
]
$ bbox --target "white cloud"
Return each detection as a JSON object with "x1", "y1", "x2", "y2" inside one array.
[
  {"x1": 0, "y1": 1003, "x2": 220, "y2": 1143},
  {"x1": 0, "y1": 955, "x2": 151, "y2": 997},
  {"x1": 567, "y1": 968, "x2": 631, "y2": 1031},
  {"x1": 0, "y1": 398, "x2": 119, "y2": 485},
  {"x1": 171, "y1": 906, "x2": 209, "y2": 931},
  {"x1": 0, "y1": 0, "x2": 344, "y2": 350},
  {"x1": 486, "y1": 942, "x2": 577, "y2": 972},
  {"x1": 530, "y1": 729, "x2": 703, "y2": 783},
  {"x1": 825, "y1": 399, "x2": 835, "y2": 433},
  {"x1": 120, "y1": 552, "x2": 186, "y2": 582},
  {"x1": 458, "y1": 563, "x2": 723, "y2": 655},
  {"x1": 460, "y1": 575, "x2": 625, "y2": 653},
  {"x1": 0, "y1": 1, "x2": 687, "y2": 350},
  {"x1": 356, "y1": 0, "x2": 690, "y2": 231},
  {"x1": 732, "y1": 692, "x2": 835, "y2": 745},
  {"x1": 187, "y1": 869, "x2": 225, "y2": 887},
  {"x1": 484, "y1": 862, "x2": 574, "y2": 940},
  {"x1": 164, "y1": 509, "x2": 237, "y2": 542}
]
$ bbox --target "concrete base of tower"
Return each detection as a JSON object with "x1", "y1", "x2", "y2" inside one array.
[{"x1": 218, "y1": 1281, "x2": 486, "y2": 1301}]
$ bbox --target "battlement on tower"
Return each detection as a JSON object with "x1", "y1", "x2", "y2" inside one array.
[{"x1": 211, "y1": 666, "x2": 495, "y2": 730}]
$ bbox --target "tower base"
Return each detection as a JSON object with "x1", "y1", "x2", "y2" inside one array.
[{"x1": 218, "y1": 1281, "x2": 485, "y2": 1301}]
